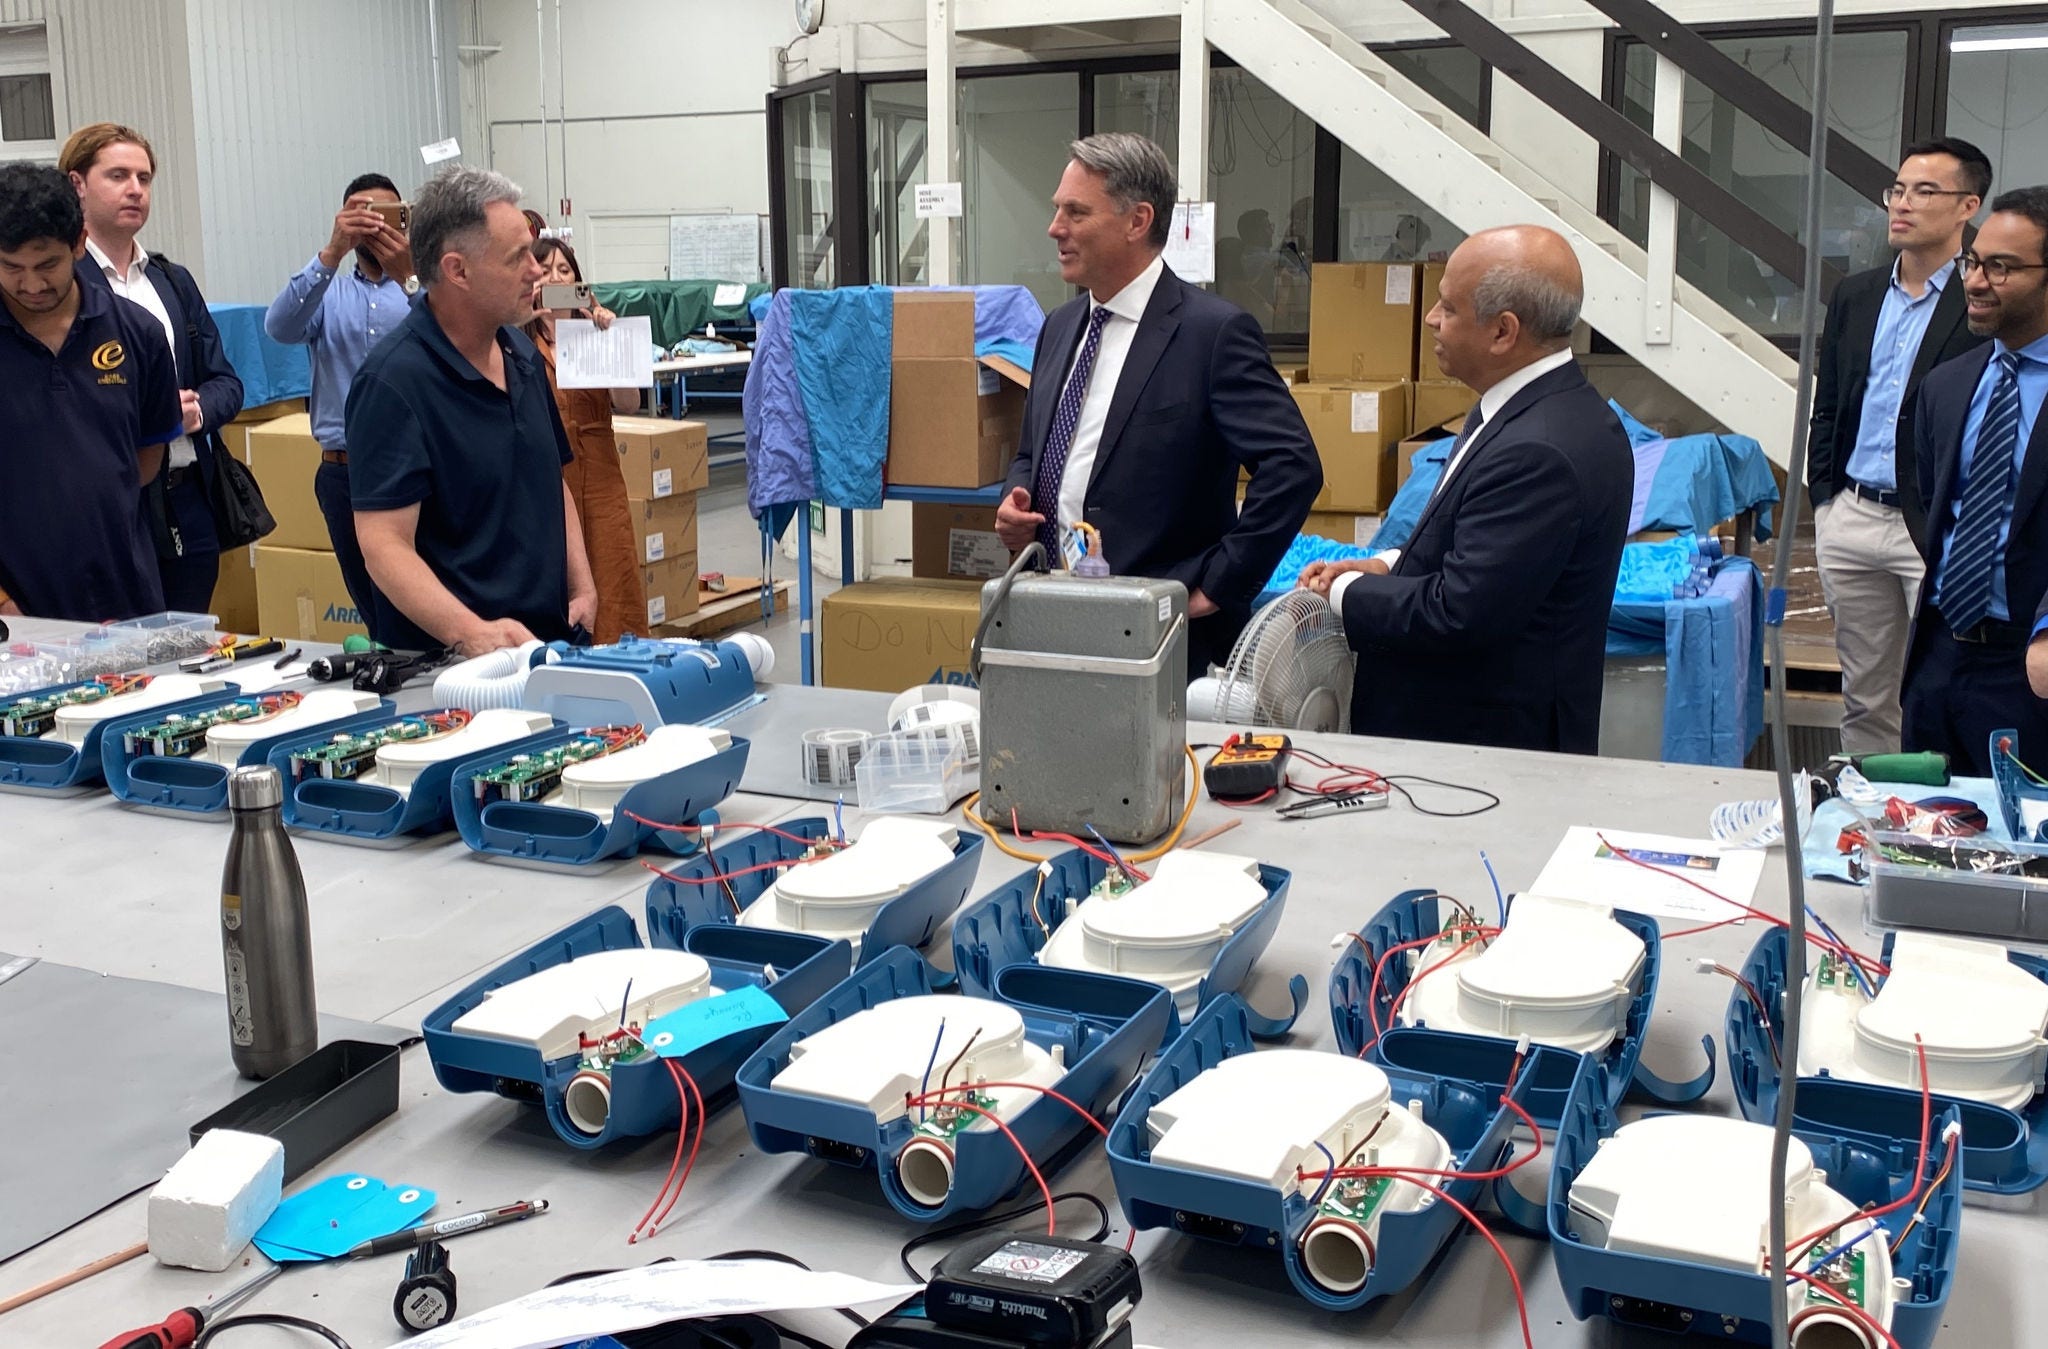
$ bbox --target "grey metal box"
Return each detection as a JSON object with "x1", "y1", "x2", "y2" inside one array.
[{"x1": 975, "y1": 572, "x2": 1188, "y2": 844}]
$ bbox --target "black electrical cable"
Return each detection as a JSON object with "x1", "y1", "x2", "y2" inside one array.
[
  {"x1": 899, "y1": 1191, "x2": 1112, "y2": 1283},
  {"x1": 194, "y1": 1314, "x2": 351, "y2": 1349},
  {"x1": 704, "y1": 1251, "x2": 869, "y2": 1328},
  {"x1": 1379, "y1": 775, "x2": 1502, "y2": 817}
]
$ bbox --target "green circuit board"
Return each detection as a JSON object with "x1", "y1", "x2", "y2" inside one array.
[
  {"x1": 288, "y1": 712, "x2": 466, "y2": 781},
  {"x1": 472, "y1": 735, "x2": 612, "y2": 804},
  {"x1": 1318, "y1": 1173, "x2": 1395, "y2": 1227},
  {"x1": 913, "y1": 1090, "x2": 998, "y2": 1141},
  {"x1": 124, "y1": 695, "x2": 296, "y2": 758},
  {"x1": 2, "y1": 673, "x2": 149, "y2": 739},
  {"x1": 1801, "y1": 1242, "x2": 1868, "y2": 1312}
]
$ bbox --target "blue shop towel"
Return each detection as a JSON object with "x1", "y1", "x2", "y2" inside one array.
[
  {"x1": 208, "y1": 302, "x2": 311, "y2": 408},
  {"x1": 1609, "y1": 557, "x2": 1764, "y2": 766}
]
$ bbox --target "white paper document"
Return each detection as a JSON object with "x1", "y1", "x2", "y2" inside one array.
[
  {"x1": 557, "y1": 316, "x2": 654, "y2": 390},
  {"x1": 405, "y1": 1260, "x2": 920, "y2": 1349},
  {"x1": 420, "y1": 137, "x2": 462, "y2": 165},
  {"x1": 1163, "y1": 202, "x2": 1216, "y2": 284},
  {"x1": 915, "y1": 181, "x2": 964, "y2": 218},
  {"x1": 712, "y1": 282, "x2": 748, "y2": 307},
  {"x1": 1529, "y1": 826, "x2": 1766, "y2": 924}
]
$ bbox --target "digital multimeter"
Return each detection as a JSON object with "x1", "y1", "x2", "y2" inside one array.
[
  {"x1": 851, "y1": 1234, "x2": 1141, "y2": 1348},
  {"x1": 1203, "y1": 733, "x2": 1291, "y2": 801}
]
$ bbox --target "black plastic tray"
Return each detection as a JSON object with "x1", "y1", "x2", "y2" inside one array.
[{"x1": 190, "y1": 1039, "x2": 402, "y2": 1182}]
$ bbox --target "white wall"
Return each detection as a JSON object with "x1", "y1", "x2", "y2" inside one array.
[
  {"x1": 472, "y1": 0, "x2": 798, "y2": 281},
  {"x1": 184, "y1": 0, "x2": 458, "y2": 304}
]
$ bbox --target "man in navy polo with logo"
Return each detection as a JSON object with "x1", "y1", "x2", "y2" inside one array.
[
  {"x1": 0, "y1": 162, "x2": 181, "y2": 621},
  {"x1": 344, "y1": 165, "x2": 595, "y2": 655}
]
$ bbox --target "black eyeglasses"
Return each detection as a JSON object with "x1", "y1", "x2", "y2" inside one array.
[
  {"x1": 1883, "y1": 185, "x2": 1976, "y2": 207},
  {"x1": 1960, "y1": 253, "x2": 2048, "y2": 285}
]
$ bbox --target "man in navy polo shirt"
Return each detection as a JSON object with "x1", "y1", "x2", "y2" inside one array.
[
  {"x1": 344, "y1": 165, "x2": 595, "y2": 655},
  {"x1": 0, "y1": 162, "x2": 181, "y2": 621}
]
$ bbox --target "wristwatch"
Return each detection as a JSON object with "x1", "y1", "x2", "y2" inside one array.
[{"x1": 402, "y1": 274, "x2": 422, "y2": 296}]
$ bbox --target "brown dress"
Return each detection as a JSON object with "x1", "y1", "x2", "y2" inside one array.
[{"x1": 534, "y1": 327, "x2": 646, "y2": 643}]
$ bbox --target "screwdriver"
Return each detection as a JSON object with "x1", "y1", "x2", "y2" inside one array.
[{"x1": 97, "y1": 1264, "x2": 280, "y2": 1349}]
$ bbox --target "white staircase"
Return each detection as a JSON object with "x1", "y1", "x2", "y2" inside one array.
[
  {"x1": 949, "y1": 0, "x2": 1803, "y2": 463},
  {"x1": 1213, "y1": 0, "x2": 1797, "y2": 460}
]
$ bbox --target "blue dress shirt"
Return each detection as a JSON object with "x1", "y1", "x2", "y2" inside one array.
[
  {"x1": 263, "y1": 254, "x2": 409, "y2": 451},
  {"x1": 1936, "y1": 329, "x2": 2048, "y2": 622},
  {"x1": 1846, "y1": 259, "x2": 1954, "y2": 490}
]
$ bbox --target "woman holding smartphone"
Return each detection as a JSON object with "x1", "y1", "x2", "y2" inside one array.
[{"x1": 526, "y1": 237, "x2": 647, "y2": 642}]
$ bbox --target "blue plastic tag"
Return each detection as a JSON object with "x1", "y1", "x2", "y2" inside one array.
[
  {"x1": 644, "y1": 985, "x2": 788, "y2": 1059},
  {"x1": 253, "y1": 1174, "x2": 436, "y2": 1262}
]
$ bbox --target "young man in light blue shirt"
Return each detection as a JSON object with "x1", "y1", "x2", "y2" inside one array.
[{"x1": 264, "y1": 172, "x2": 418, "y2": 620}]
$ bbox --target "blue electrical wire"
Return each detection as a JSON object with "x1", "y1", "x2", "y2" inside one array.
[
  {"x1": 1310, "y1": 1140, "x2": 1338, "y2": 1206},
  {"x1": 1805, "y1": 906, "x2": 1866, "y2": 992},
  {"x1": 918, "y1": 1018, "x2": 947, "y2": 1123},
  {"x1": 1481, "y1": 851, "x2": 1506, "y2": 926},
  {"x1": 834, "y1": 795, "x2": 846, "y2": 845},
  {"x1": 1086, "y1": 824, "x2": 1134, "y2": 879},
  {"x1": 1789, "y1": 1220, "x2": 1883, "y2": 1284}
]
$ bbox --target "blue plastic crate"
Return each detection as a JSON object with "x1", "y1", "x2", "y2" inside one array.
[
  {"x1": 269, "y1": 715, "x2": 566, "y2": 843},
  {"x1": 0, "y1": 678, "x2": 242, "y2": 792},
  {"x1": 99, "y1": 694, "x2": 395, "y2": 814},
  {"x1": 733, "y1": 946, "x2": 1170, "y2": 1222},
  {"x1": 1723, "y1": 924, "x2": 2048, "y2": 1194},
  {"x1": 1329, "y1": 888, "x2": 1712, "y2": 1125},
  {"x1": 446, "y1": 730, "x2": 751, "y2": 865},
  {"x1": 421, "y1": 904, "x2": 851, "y2": 1150},
  {"x1": 950, "y1": 845, "x2": 1306, "y2": 1039},
  {"x1": 1104, "y1": 992, "x2": 1566, "y2": 1311},
  {"x1": 645, "y1": 818, "x2": 983, "y2": 968},
  {"x1": 1548, "y1": 1056, "x2": 1962, "y2": 1348}
]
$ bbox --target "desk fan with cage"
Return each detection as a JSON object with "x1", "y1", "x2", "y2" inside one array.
[{"x1": 1187, "y1": 589, "x2": 1355, "y2": 732}]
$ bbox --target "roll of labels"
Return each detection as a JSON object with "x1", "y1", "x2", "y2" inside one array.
[{"x1": 802, "y1": 728, "x2": 873, "y2": 788}]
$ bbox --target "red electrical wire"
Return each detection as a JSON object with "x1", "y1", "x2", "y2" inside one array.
[
  {"x1": 647, "y1": 1061, "x2": 707, "y2": 1237},
  {"x1": 640, "y1": 856, "x2": 815, "y2": 887},
  {"x1": 1785, "y1": 1036, "x2": 1933, "y2": 1257},
  {"x1": 1786, "y1": 1270, "x2": 1907, "y2": 1349},
  {"x1": 1335, "y1": 1169, "x2": 1533, "y2": 1349},
  {"x1": 1594, "y1": 834, "x2": 1889, "y2": 980},
  {"x1": 901, "y1": 1093, "x2": 1056, "y2": 1234},
  {"x1": 1028, "y1": 830, "x2": 1144, "y2": 879},
  {"x1": 907, "y1": 1081, "x2": 1111, "y2": 1142},
  {"x1": 630, "y1": 1059, "x2": 693, "y2": 1243},
  {"x1": 1362, "y1": 927, "x2": 1502, "y2": 1054},
  {"x1": 1299, "y1": 1094, "x2": 1546, "y2": 1188}
]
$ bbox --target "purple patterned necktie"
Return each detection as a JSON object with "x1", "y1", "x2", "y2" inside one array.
[{"x1": 1034, "y1": 305, "x2": 1115, "y2": 559}]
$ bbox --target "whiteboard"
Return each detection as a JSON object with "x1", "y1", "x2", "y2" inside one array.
[{"x1": 668, "y1": 213, "x2": 764, "y2": 283}]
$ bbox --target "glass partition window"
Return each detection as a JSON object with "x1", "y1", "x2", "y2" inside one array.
[
  {"x1": 1614, "y1": 31, "x2": 1907, "y2": 337},
  {"x1": 780, "y1": 88, "x2": 836, "y2": 289},
  {"x1": 1337, "y1": 45, "x2": 1485, "y2": 265},
  {"x1": 868, "y1": 81, "x2": 929, "y2": 288},
  {"x1": 1945, "y1": 24, "x2": 2048, "y2": 196},
  {"x1": 960, "y1": 74, "x2": 1079, "y2": 312},
  {"x1": 0, "y1": 73, "x2": 53, "y2": 143},
  {"x1": 1096, "y1": 68, "x2": 1316, "y2": 332}
]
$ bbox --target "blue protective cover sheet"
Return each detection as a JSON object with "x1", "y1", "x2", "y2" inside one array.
[
  {"x1": 1261, "y1": 533, "x2": 1376, "y2": 597},
  {"x1": 208, "y1": 302, "x2": 311, "y2": 408},
  {"x1": 1608, "y1": 556, "x2": 1764, "y2": 766},
  {"x1": 744, "y1": 286, "x2": 1045, "y2": 525}
]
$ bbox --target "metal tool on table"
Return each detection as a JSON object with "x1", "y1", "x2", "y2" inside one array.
[
  {"x1": 343, "y1": 1197, "x2": 549, "y2": 1259},
  {"x1": 1278, "y1": 790, "x2": 1389, "y2": 820},
  {"x1": 95, "y1": 1264, "x2": 280, "y2": 1349}
]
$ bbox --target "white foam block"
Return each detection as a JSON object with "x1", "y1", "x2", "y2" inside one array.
[{"x1": 147, "y1": 1129, "x2": 285, "y2": 1271}]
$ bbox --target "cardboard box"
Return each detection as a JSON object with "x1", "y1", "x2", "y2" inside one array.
[
  {"x1": 911, "y1": 503, "x2": 1008, "y2": 581},
  {"x1": 242, "y1": 413, "x2": 329, "y2": 552},
  {"x1": 1410, "y1": 380, "x2": 1476, "y2": 437},
  {"x1": 613, "y1": 417, "x2": 710, "y2": 500},
  {"x1": 1308, "y1": 263, "x2": 1421, "y2": 383},
  {"x1": 638, "y1": 553, "x2": 701, "y2": 629},
  {"x1": 887, "y1": 356, "x2": 1027, "y2": 490},
  {"x1": 1417, "y1": 262, "x2": 1447, "y2": 382},
  {"x1": 820, "y1": 578, "x2": 983, "y2": 692},
  {"x1": 1276, "y1": 364, "x2": 1311, "y2": 385},
  {"x1": 230, "y1": 397, "x2": 307, "y2": 425},
  {"x1": 1396, "y1": 417, "x2": 1465, "y2": 489},
  {"x1": 894, "y1": 290, "x2": 976, "y2": 358},
  {"x1": 1236, "y1": 491, "x2": 1381, "y2": 549},
  {"x1": 1291, "y1": 381, "x2": 1409, "y2": 513},
  {"x1": 626, "y1": 494, "x2": 699, "y2": 566},
  {"x1": 254, "y1": 546, "x2": 366, "y2": 643},
  {"x1": 213, "y1": 544, "x2": 260, "y2": 635}
]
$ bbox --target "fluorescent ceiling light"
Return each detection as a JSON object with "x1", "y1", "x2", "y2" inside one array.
[{"x1": 1951, "y1": 31, "x2": 2048, "y2": 54}]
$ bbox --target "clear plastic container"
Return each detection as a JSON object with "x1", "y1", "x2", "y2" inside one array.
[
  {"x1": 106, "y1": 610, "x2": 222, "y2": 663},
  {"x1": 0, "y1": 650, "x2": 60, "y2": 697},
  {"x1": 854, "y1": 729, "x2": 974, "y2": 815},
  {"x1": 33, "y1": 631, "x2": 148, "y2": 682},
  {"x1": 1861, "y1": 828, "x2": 2048, "y2": 943}
]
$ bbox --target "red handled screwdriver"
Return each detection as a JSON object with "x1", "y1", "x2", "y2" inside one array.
[{"x1": 97, "y1": 1264, "x2": 280, "y2": 1349}]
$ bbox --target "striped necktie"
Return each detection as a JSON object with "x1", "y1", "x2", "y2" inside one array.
[
  {"x1": 1940, "y1": 349, "x2": 2025, "y2": 633},
  {"x1": 1034, "y1": 305, "x2": 1115, "y2": 559}
]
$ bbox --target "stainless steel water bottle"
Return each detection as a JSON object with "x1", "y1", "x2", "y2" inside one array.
[{"x1": 221, "y1": 764, "x2": 318, "y2": 1078}]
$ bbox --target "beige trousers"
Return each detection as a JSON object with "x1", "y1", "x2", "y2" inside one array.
[{"x1": 1813, "y1": 489, "x2": 1924, "y2": 756}]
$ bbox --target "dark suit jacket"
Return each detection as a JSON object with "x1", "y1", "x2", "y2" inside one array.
[
  {"x1": 1338, "y1": 361, "x2": 1633, "y2": 755},
  {"x1": 1003, "y1": 264, "x2": 1321, "y2": 665},
  {"x1": 1908, "y1": 344, "x2": 2048, "y2": 659},
  {"x1": 77, "y1": 249, "x2": 244, "y2": 496},
  {"x1": 1807, "y1": 262, "x2": 1982, "y2": 544}
]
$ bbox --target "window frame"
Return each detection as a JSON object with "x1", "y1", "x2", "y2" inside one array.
[{"x1": 0, "y1": 24, "x2": 58, "y2": 159}]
